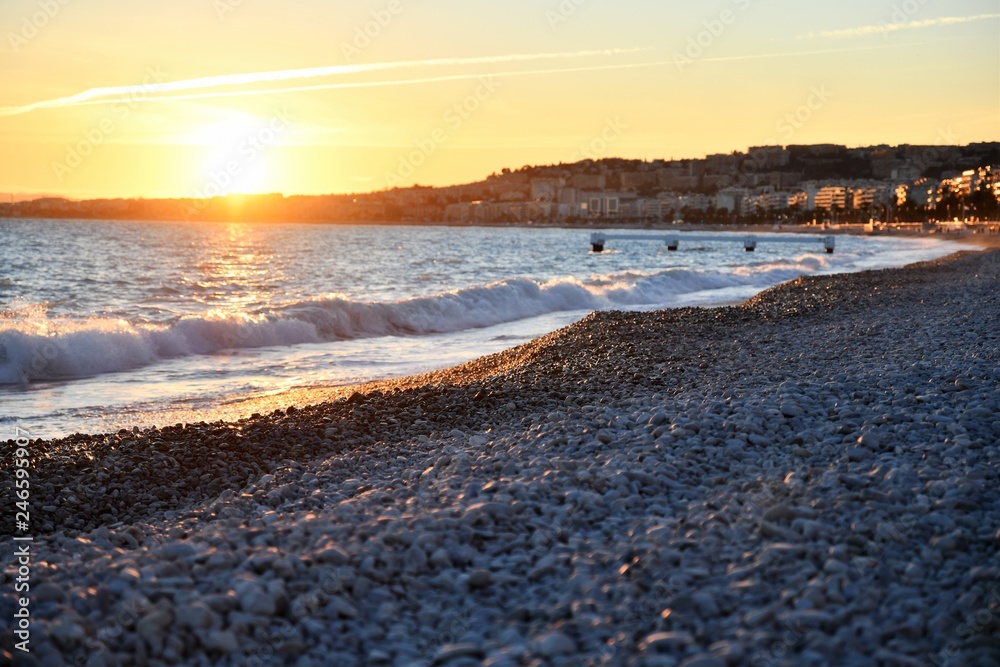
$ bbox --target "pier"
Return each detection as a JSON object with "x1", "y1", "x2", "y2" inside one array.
[{"x1": 590, "y1": 232, "x2": 836, "y2": 254}]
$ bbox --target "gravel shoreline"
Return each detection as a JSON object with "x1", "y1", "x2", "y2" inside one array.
[{"x1": 2, "y1": 249, "x2": 999, "y2": 666}]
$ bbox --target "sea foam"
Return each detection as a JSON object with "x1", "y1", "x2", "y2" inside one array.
[{"x1": 0, "y1": 257, "x2": 832, "y2": 384}]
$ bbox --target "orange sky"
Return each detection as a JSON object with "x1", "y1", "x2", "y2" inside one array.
[{"x1": 1, "y1": 0, "x2": 998, "y2": 200}]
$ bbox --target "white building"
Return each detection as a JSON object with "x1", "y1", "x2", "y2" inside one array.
[{"x1": 813, "y1": 186, "x2": 848, "y2": 211}]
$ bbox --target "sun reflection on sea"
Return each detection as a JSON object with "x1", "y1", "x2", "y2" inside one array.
[{"x1": 182, "y1": 223, "x2": 289, "y2": 314}]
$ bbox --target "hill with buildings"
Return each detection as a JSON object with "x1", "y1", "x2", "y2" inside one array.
[{"x1": 3, "y1": 142, "x2": 999, "y2": 225}]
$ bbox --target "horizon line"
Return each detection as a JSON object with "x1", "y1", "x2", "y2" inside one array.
[{"x1": 3, "y1": 138, "x2": 997, "y2": 203}]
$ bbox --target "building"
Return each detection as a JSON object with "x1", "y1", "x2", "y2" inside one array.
[
  {"x1": 715, "y1": 187, "x2": 749, "y2": 213},
  {"x1": 558, "y1": 187, "x2": 580, "y2": 207},
  {"x1": 813, "y1": 186, "x2": 848, "y2": 211},
  {"x1": 704, "y1": 153, "x2": 739, "y2": 175},
  {"x1": 530, "y1": 178, "x2": 563, "y2": 202},
  {"x1": 945, "y1": 166, "x2": 997, "y2": 197},
  {"x1": 891, "y1": 165, "x2": 922, "y2": 182},
  {"x1": 677, "y1": 193, "x2": 711, "y2": 212},
  {"x1": 620, "y1": 171, "x2": 658, "y2": 190},
  {"x1": 759, "y1": 191, "x2": 793, "y2": 211},
  {"x1": 747, "y1": 146, "x2": 791, "y2": 170},
  {"x1": 572, "y1": 173, "x2": 607, "y2": 190},
  {"x1": 587, "y1": 193, "x2": 621, "y2": 217},
  {"x1": 768, "y1": 172, "x2": 803, "y2": 190},
  {"x1": 703, "y1": 174, "x2": 734, "y2": 190},
  {"x1": 907, "y1": 179, "x2": 941, "y2": 209},
  {"x1": 850, "y1": 185, "x2": 893, "y2": 210},
  {"x1": 657, "y1": 173, "x2": 699, "y2": 191}
]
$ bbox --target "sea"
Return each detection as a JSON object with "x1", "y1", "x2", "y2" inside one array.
[{"x1": 0, "y1": 219, "x2": 972, "y2": 438}]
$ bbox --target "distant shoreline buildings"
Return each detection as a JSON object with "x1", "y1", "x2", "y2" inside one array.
[{"x1": 3, "y1": 142, "x2": 998, "y2": 225}]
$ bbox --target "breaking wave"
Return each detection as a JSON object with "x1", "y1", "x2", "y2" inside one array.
[{"x1": 0, "y1": 257, "x2": 832, "y2": 384}]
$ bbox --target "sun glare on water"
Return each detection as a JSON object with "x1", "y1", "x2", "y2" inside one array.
[{"x1": 188, "y1": 112, "x2": 283, "y2": 196}]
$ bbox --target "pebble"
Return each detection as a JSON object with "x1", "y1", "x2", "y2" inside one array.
[
  {"x1": 5, "y1": 250, "x2": 999, "y2": 666},
  {"x1": 236, "y1": 582, "x2": 277, "y2": 616},
  {"x1": 32, "y1": 583, "x2": 66, "y2": 604},
  {"x1": 432, "y1": 643, "x2": 485, "y2": 665},
  {"x1": 136, "y1": 609, "x2": 173, "y2": 654},
  {"x1": 536, "y1": 633, "x2": 576, "y2": 657},
  {"x1": 640, "y1": 632, "x2": 694, "y2": 652},
  {"x1": 678, "y1": 656, "x2": 726, "y2": 667},
  {"x1": 846, "y1": 446, "x2": 873, "y2": 462},
  {"x1": 468, "y1": 569, "x2": 493, "y2": 589},
  {"x1": 202, "y1": 630, "x2": 239, "y2": 653},
  {"x1": 49, "y1": 617, "x2": 85, "y2": 650},
  {"x1": 315, "y1": 544, "x2": 350, "y2": 565},
  {"x1": 159, "y1": 540, "x2": 197, "y2": 561}
]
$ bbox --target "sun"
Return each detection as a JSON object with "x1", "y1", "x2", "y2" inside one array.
[{"x1": 188, "y1": 112, "x2": 277, "y2": 196}]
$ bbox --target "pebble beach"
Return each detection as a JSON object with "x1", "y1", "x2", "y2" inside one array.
[{"x1": 2, "y1": 247, "x2": 999, "y2": 667}]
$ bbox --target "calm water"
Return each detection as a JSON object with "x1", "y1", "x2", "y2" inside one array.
[{"x1": 0, "y1": 219, "x2": 970, "y2": 437}]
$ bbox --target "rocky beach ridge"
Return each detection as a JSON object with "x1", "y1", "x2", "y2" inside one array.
[{"x1": 2, "y1": 248, "x2": 999, "y2": 666}]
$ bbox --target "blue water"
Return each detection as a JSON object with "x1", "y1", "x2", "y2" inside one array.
[{"x1": 0, "y1": 219, "x2": 971, "y2": 437}]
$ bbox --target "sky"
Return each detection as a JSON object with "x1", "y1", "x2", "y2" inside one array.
[{"x1": 0, "y1": 0, "x2": 998, "y2": 200}]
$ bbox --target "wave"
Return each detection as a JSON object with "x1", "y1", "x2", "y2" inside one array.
[{"x1": 0, "y1": 257, "x2": 832, "y2": 384}]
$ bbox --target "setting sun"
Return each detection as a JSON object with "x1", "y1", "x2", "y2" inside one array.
[
  {"x1": 185, "y1": 112, "x2": 287, "y2": 196},
  {"x1": 1, "y1": 1, "x2": 997, "y2": 200}
]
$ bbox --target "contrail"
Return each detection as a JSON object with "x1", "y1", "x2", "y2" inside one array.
[
  {"x1": 696, "y1": 43, "x2": 903, "y2": 64},
  {"x1": 67, "y1": 44, "x2": 901, "y2": 108},
  {"x1": 1, "y1": 44, "x2": 904, "y2": 114},
  {"x1": 67, "y1": 61, "x2": 680, "y2": 108},
  {"x1": 801, "y1": 13, "x2": 999, "y2": 39},
  {"x1": 0, "y1": 49, "x2": 641, "y2": 117}
]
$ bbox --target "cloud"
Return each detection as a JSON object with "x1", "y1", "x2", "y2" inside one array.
[
  {"x1": 64, "y1": 63, "x2": 668, "y2": 108},
  {"x1": 0, "y1": 43, "x2": 906, "y2": 114},
  {"x1": 697, "y1": 43, "x2": 900, "y2": 64},
  {"x1": 0, "y1": 49, "x2": 641, "y2": 117},
  {"x1": 802, "y1": 13, "x2": 999, "y2": 39}
]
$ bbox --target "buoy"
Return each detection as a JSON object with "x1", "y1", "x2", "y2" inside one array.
[{"x1": 589, "y1": 232, "x2": 832, "y2": 255}]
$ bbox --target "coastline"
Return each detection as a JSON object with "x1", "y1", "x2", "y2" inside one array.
[
  {"x1": 5, "y1": 213, "x2": 1000, "y2": 238},
  {"x1": 0, "y1": 224, "x2": 981, "y2": 440},
  {"x1": 86, "y1": 232, "x2": 997, "y2": 431},
  {"x1": 2, "y1": 248, "x2": 999, "y2": 666}
]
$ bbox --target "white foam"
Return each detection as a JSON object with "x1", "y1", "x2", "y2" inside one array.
[{"x1": 0, "y1": 253, "x2": 844, "y2": 384}]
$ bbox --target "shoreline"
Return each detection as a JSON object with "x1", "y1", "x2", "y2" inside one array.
[
  {"x1": 3, "y1": 230, "x2": 987, "y2": 440},
  {"x1": 2, "y1": 247, "x2": 998, "y2": 665},
  {"x1": 5, "y1": 213, "x2": 1000, "y2": 236},
  {"x1": 0, "y1": 236, "x2": 990, "y2": 440},
  {"x1": 101, "y1": 235, "x2": 1000, "y2": 432}
]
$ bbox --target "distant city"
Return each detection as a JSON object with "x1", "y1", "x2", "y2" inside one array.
[{"x1": 3, "y1": 142, "x2": 999, "y2": 225}]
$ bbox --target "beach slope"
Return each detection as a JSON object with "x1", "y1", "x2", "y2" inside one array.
[{"x1": 2, "y1": 249, "x2": 999, "y2": 666}]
